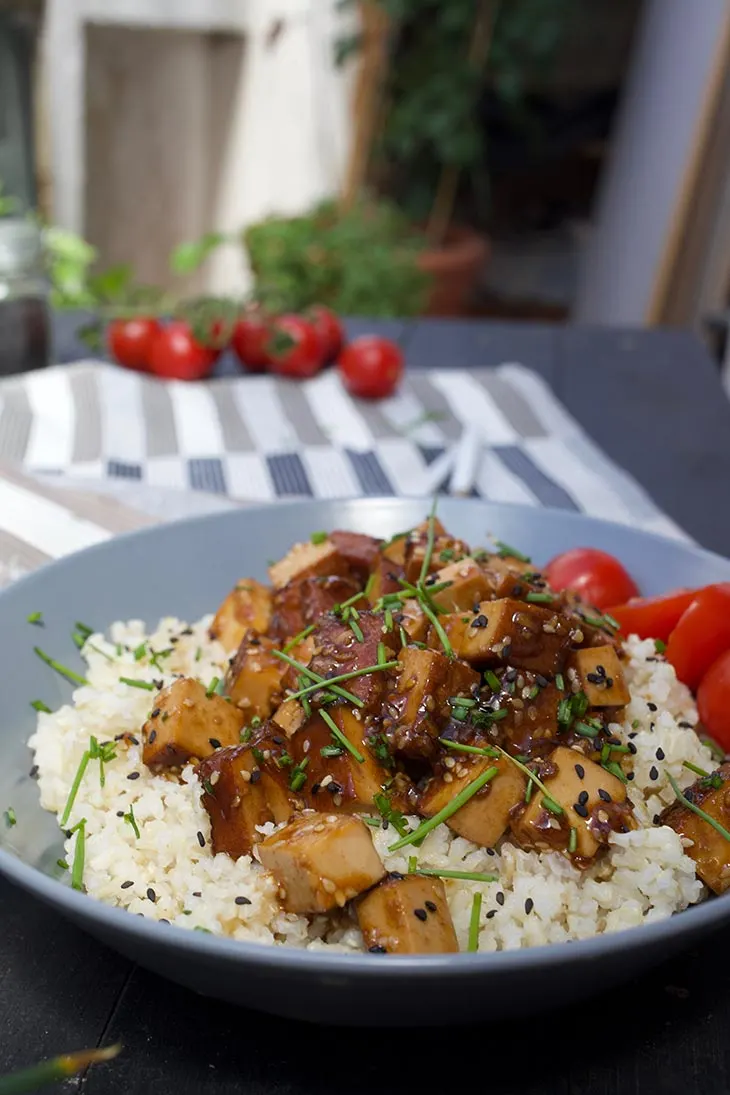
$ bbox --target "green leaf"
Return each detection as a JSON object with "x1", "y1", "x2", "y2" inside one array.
[{"x1": 171, "y1": 233, "x2": 228, "y2": 276}]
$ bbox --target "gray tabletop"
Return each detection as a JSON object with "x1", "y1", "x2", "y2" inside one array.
[{"x1": 3, "y1": 315, "x2": 730, "y2": 1095}]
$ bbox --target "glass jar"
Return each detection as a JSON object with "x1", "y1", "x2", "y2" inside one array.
[{"x1": 0, "y1": 217, "x2": 50, "y2": 375}]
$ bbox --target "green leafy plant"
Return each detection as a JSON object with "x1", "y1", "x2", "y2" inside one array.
[{"x1": 244, "y1": 198, "x2": 429, "y2": 317}]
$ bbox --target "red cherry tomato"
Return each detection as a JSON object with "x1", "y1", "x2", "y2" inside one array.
[
  {"x1": 268, "y1": 315, "x2": 323, "y2": 379},
  {"x1": 665, "y1": 583, "x2": 730, "y2": 690},
  {"x1": 232, "y1": 314, "x2": 272, "y2": 372},
  {"x1": 307, "y1": 305, "x2": 344, "y2": 362},
  {"x1": 605, "y1": 589, "x2": 699, "y2": 642},
  {"x1": 108, "y1": 317, "x2": 162, "y2": 372},
  {"x1": 697, "y1": 650, "x2": 730, "y2": 752},
  {"x1": 148, "y1": 322, "x2": 217, "y2": 382},
  {"x1": 544, "y1": 548, "x2": 639, "y2": 610},
  {"x1": 337, "y1": 336, "x2": 404, "y2": 399}
]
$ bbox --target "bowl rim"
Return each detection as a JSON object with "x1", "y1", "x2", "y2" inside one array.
[{"x1": 2, "y1": 494, "x2": 730, "y2": 978}]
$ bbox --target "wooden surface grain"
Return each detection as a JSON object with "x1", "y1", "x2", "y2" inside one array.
[{"x1": 3, "y1": 315, "x2": 730, "y2": 1094}]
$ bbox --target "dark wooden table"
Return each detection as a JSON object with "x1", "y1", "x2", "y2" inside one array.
[{"x1": 4, "y1": 316, "x2": 730, "y2": 1095}]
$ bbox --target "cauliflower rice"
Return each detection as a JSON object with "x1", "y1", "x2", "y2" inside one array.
[{"x1": 29, "y1": 620, "x2": 712, "y2": 953}]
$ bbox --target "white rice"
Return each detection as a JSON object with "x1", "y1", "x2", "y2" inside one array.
[{"x1": 29, "y1": 623, "x2": 711, "y2": 952}]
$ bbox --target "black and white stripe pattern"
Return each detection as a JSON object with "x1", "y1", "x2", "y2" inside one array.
[{"x1": 0, "y1": 360, "x2": 686, "y2": 539}]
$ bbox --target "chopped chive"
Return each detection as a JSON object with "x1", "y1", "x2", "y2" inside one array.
[
  {"x1": 320, "y1": 744, "x2": 344, "y2": 758},
  {"x1": 373, "y1": 792, "x2": 409, "y2": 837},
  {"x1": 388, "y1": 765, "x2": 499, "y2": 851},
  {"x1": 71, "y1": 818, "x2": 86, "y2": 891},
  {"x1": 631, "y1": 719, "x2": 640, "y2": 730},
  {"x1": 603, "y1": 614, "x2": 620, "y2": 630},
  {"x1": 60, "y1": 750, "x2": 90, "y2": 827},
  {"x1": 115, "y1": 643, "x2": 123, "y2": 656},
  {"x1": 492, "y1": 744, "x2": 564, "y2": 811},
  {"x1": 206, "y1": 676, "x2": 220, "y2": 698},
  {"x1": 608, "y1": 743, "x2": 631, "y2": 755},
  {"x1": 668, "y1": 772, "x2": 730, "y2": 842},
  {"x1": 700, "y1": 735, "x2": 726, "y2": 762},
  {"x1": 399, "y1": 626, "x2": 408, "y2": 647},
  {"x1": 26, "y1": 611, "x2": 43, "y2": 625},
  {"x1": 571, "y1": 691, "x2": 589, "y2": 717},
  {"x1": 282, "y1": 624, "x2": 315, "y2": 654},
  {"x1": 484, "y1": 670, "x2": 501, "y2": 692},
  {"x1": 467, "y1": 892, "x2": 483, "y2": 951},
  {"x1": 85, "y1": 641, "x2": 114, "y2": 663},
  {"x1": 133, "y1": 642, "x2": 147, "y2": 661},
  {"x1": 407, "y1": 855, "x2": 418, "y2": 873},
  {"x1": 683, "y1": 760, "x2": 710, "y2": 778},
  {"x1": 555, "y1": 673, "x2": 564, "y2": 691},
  {"x1": 568, "y1": 827, "x2": 577, "y2": 853},
  {"x1": 654, "y1": 639, "x2": 667, "y2": 654},
  {"x1": 448, "y1": 696, "x2": 476, "y2": 708},
  {"x1": 34, "y1": 647, "x2": 89, "y2": 687},
  {"x1": 420, "y1": 599, "x2": 453, "y2": 658},
  {"x1": 30, "y1": 699, "x2": 51, "y2": 714},
  {"x1": 574, "y1": 721, "x2": 600, "y2": 739},
  {"x1": 289, "y1": 757, "x2": 310, "y2": 792},
  {"x1": 384, "y1": 607, "x2": 394, "y2": 632},
  {"x1": 124, "y1": 804, "x2": 140, "y2": 839},
  {"x1": 525, "y1": 592, "x2": 554, "y2": 604},
  {"x1": 4, "y1": 806, "x2": 16, "y2": 827},
  {"x1": 71, "y1": 630, "x2": 85, "y2": 650},
  {"x1": 603, "y1": 760, "x2": 628, "y2": 784},
  {"x1": 320, "y1": 709, "x2": 365, "y2": 764},
  {"x1": 347, "y1": 617, "x2": 364, "y2": 643},
  {"x1": 418, "y1": 497, "x2": 439, "y2": 587},
  {"x1": 600, "y1": 743, "x2": 610, "y2": 765},
  {"x1": 557, "y1": 699, "x2": 572, "y2": 724},
  {"x1": 272, "y1": 649, "x2": 365, "y2": 708},
  {"x1": 74, "y1": 622, "x2": 93, "y2": 640},
  {"x1": 527, "y1": 685, "x2": 540, "y2": 700},
  {"x1": 285, "y1": 659, "x2": 397, "y2": 704},
  {"x1": 364, "y1": 573, "x2": 375, "y2": 600},
  {"x1": 57, "y1": 858, "x2": 68, "y2": 870},
  {"x1": 377, "y1": 642, "x2": 387, "y2": 666},
  {"x1": 542, "y1": 796, "x2": 563, "y2": 816},
  {"x1": 525, "y1": 779, "x2": 533, "y2": 803},
  {"x1": 310, "y1": 530, "x2": 328, "y2": 545},
  {"x1": 437, "y1": 738, "x2": 500, "y2": 758},
  {"x1": 0, "y1": 1044, "x2": 121, "y2": 1092},
  {"x1": 195, "y1": 647, "x2": 202, "y2": 662},
  {"x1": 119, "y1": 677, "x2": 156, "y2": 691},
  {"x1": 414, "y1": 867, "x2": 499, "y2": 883},
  {"x1": 494, "y1": 540, "x2": 530, "y2": 563}
]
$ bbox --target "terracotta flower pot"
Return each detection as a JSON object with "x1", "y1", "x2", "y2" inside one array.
[{"x1": 418, "y1": 225, "x2": 490, "y2": 317}]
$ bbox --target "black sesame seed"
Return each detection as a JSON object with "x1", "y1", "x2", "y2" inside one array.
[
  {"x1": 29, "y1": 764, "x2": 39, "y2": 778},
  {"x1": 192, "y1": 891, "x2": 202, "y2": 897},
  {"x1": 150, "y1": 708, "x2": 161, "y2": 718},
  {"x1": 327, "y1": 781, "x2": 343, "y2": 795},
  {"x1": 607, "y1": 735, "x2": 622, "y2": 745},
  {"x1": 414, "y1": 908, "x2": 428, "y2": 922},
  {"x1": 127, "y1": 735, "x2": 140, "y2": 746},
  {"x1": 471, "y1": 614, "x2": 489, "y2": 629},
  {"x1": 578, "y1": 790, "x2": 589, "y2": 806},
  {"x1": 486, "y1": 847, "x2": 496, "y2": 856},
  {"x1": 653, "y1": 814, "x2": 661, "y2": 825},
  {"x1": 535, "y1": 674, "x2": 548, "y2": 688},
  {"x1": 647, "y1": 702, "x2": 658, "y2": 712},
  {"x1": 369, "y1": 944, "x2": 387, "y2": 953},
  {"x1": 627, "y1": 771, "x2": 635, "y2": 780},
  {"x1": 146, "y1": 887, "x2": 157, "y2": 903},
  {"x1": 170, "y1": 636, "x2": 179, "y2": 644},
  {"x1": 389, "y1": 871, "x2": 405, "y2": 881},
  {"x1": 598, "y1": 788, "x2": 612, "y2": 803},
  {"x1": 678, "y1": 721, "x2": 693, "y2": 729},
  {"x1": 656, "y1": 747, "x2": 665, "y2": 760},
  {"x1": 574, "y1": 763, "x2": 585, "y2": 779},
  {"x1": 486, "y1": 909, "x2": 497, "y2": 919},
  {"x1": 208, "y1": 738, "x2": 221, "y2": 749},
  {"x1": 504, "y1": 668, "x2": 518, "y2": 683},
  {"x1": 159, "y1": 918, "x2": 170, "y2": 925},
  {"x1": 628, "y1": 742, "x2": 637, "y2": 754},
  {"x1": 250, "y1": 770, "x2": 261, "y2": 784},
  {"x1": 311, "y1": 783, "x2": 321, "y2": 795},
  {"x1": 152, "y1": 679, "x2": 163, "y2": 690},
  {"x1": 121, "y1": 880, "x2": 134, "y2": 889},
  {"x1": 114, "y1": 733, "x2": 125, "y2": 741},
  {"x1": 525, "y1": 898, "x2": 534, "y2": 915},
  {"x1": 573, "y1": 802, "x2": 589, "y2": 818},
  {"x1": 64, "y1": 829, "x2": 72, "y2": 838},
  {"x1": 127, "y1": 771, "x2": 140, "y2": 781},
  {"x1": 628, "y1": 731, "x2": 638, "y2": 739},
  {"x1": 148, "y1": 730, "x2": 157, "y2": 744},
  {"x1": 272, "y1": 736, "x2": 284, "y2": 745},
  {"x1": 196, "y1": 831, "x2": 206, "y2": 848},
  {"x1": 649, "y1": 765, "x2": 659, "y2": 781},
  {"x1": 496, "y1": 891, "x2": 505, "y2": 906},
  {"x1": 502, "y1": 644, "x2": 512, "y2": 659},
  {"x1": 181, "y1": 627, "x2": 194, "y2": 636},
  {"x1": 235, "y1": 895, "x2": 252, "y2": 906},
  {"x1": 115, "y1": 810, "x2": 124, "y2": 818},
  {"x1": 425, "y1": 900, "x2": 437, "y2": 912}
]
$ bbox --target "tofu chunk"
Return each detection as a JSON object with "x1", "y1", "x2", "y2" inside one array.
[
  {"x1": 268, "y1": 539, "x2": 348, "y2": 589},
  {"x1": 294, "y1": 708, "x2": 397, "y2": 813},
  {"x1": 196, "y1": 743, "x2": 298, "y2": 859},
  {"x1": 480, "y1": 555, "x2": 531, "y2": 599},
  {"x1": 142, "y1": 678, "x2": 243, "y2": 770},
  {"x1": 225, "y1": 632, "x2": 287, "y2": 719},
  {"x1": 397, "y1": 599, "x2": 429, "y2": 644},
  {"x1": 258, "y1": 812, "x2": 385, "y2": 913},
  {"x1": 440, "y1": 598, "x2": 574, "y2": 675},
  {"x1": 429, "y1": 558, "x2": 493, "y2": 613},
  {"x1": 510, "y1": 745, "x2": 634, "y2": 861},
  {"x1": 384, "y1": 647, "x2": 479, "y2": 759},
  {"x1": 661, "y1": 764, "x2": 730, "y2": 893},
  {"x1": 308, "y1": 613, "x2": 397, "y2": 713},
  {"x1": 367, "y1": 555, "x2": 405, "y2": 605},
  {"x1": 403, "y1": 528, "x2": 469, "y2": 583},
  {"x1": 419, "y1": 754, "x2": 525, "y2": 847},
  {"x1": 567, "y1": 646, "x2": 630, "y2": 707},
  {"x1": 271, "y1": 698, "x2": 307, "y2": 738},
  {"x1": 208, "y1": 579, "x2": 272, "y2": 652},
  {"x1": 357, "y1": 875, "x2": 458, "y2": 954},
  {"x1": 269, "y1": 575, "x2": 361, "y2": 642},
  {"x1": 329, "y1": 530, "x2": 382, "y2": 579}
]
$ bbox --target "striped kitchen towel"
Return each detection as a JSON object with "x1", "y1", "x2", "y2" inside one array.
[{"x1": 0, "y1": 360, "x2": 685, "y2": 539}]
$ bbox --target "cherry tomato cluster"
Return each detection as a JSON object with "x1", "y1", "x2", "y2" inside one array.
[
  {"x1": 107, "y1": 307, "x2": 404, "y2": 399},
  {"x1": 545, "y1": 546, "x2": 730, "y2": 752}
]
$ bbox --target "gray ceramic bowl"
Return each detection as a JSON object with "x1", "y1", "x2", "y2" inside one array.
[{"x1": 2, "y1": 497, "x2": 730, "y2": 1027}]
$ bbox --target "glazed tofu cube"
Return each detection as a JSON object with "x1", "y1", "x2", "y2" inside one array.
[
  {"x1": 271, "y1": 698, "x2": 307, "y2": 738},
  {"x1": 196, "y1": 744, "x2": 298, "y2": 859},
  {"x1": 208, "y1": 579, "x2": 272, "y2": 652},
  {"x1": 419, "y1": 754, "x2": 525, "y2": 847},
  {"x1": 308, "y1": 613, "x2": 397, "y2": 712},
  {"x1": 441, "y1": 598, "x2": 573, "y2": 675},
  {"x1": 296, "y1": 708, "x2": 396, "y2": 813},
  {"x1": 403, "y1": 529, "x2": 469, "y2": 583},
  {"x1": 397, "y1": 599, "x2": 429, "y2": 644},
  {"x1": 384, "y1": 647, "x2": 479, "y2": 758},
  {"x1": 269, "y1": 575, "x2": 361, "y2": 642},
  {"x1": 661, "y1": 764, "x2": 730, "y2": 893},
  {"x1": 268, "y1": 539, "x2": 348, "y2": 589},
  {"x1": 510, "y1": 745, "x2": 633, "y2": 860},
  {"x1": 481, "y1": 555, "x2": 531, "y2": 599},
  {"x1": 367, "y1": 555, "x2": 404, "y2": 605},
  {"x1": 225, "y1": 632, "x2": 287, "y2": 719},
  {"x1": 567, "y1": 646, "x2": 630, "y2": 707},
  {"x1": 330, "y1": 530, "x2": 382, "y2": 579},
  {"x1": 258, "y1": 812, "x2": 386, "y2": 913},
  {"x1": 143, "y1": 678, "x2": 243, "y2": 770},
  {"x1": 430, "y1": 558, "x2": 492, "y2": 613},
  {"x1": 357, "y1": 875, "x2": 458, "y2": 954}
]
